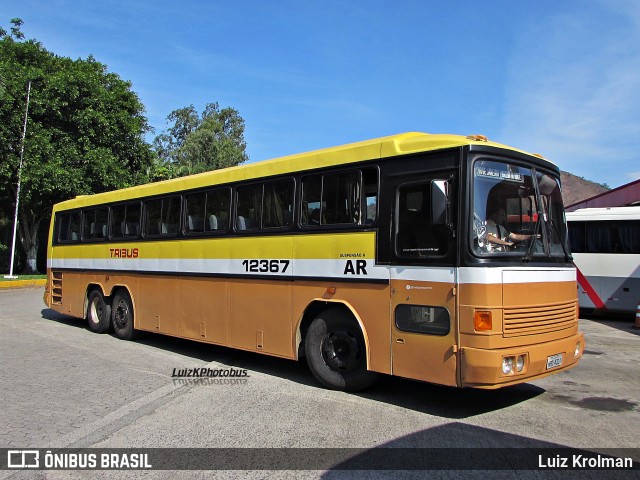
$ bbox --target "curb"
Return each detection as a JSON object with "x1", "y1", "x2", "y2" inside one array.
[{"x1": 0, "y1": 279, "x2": 47, "y2": 289}]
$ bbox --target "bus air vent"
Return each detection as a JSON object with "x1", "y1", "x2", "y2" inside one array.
[
  {"x1": 503, "y1": 300, "x2": 577, "y2": 337},
  {"x1": 52, "y1": 271, "x2": 63, "y2": 305}
]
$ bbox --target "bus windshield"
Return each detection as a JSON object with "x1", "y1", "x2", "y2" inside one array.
[{"x1": 472, "y1": 159, "x2": 569, "y2": 259}]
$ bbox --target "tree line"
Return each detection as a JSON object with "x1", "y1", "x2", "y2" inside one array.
[{"x1": 0, "y1": 19, "x2": 248, "y2": 273}]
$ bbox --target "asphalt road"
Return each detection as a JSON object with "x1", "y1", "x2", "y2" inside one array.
[{"x1": 1, "y1": 287, "x2": 639, "y2": 479}]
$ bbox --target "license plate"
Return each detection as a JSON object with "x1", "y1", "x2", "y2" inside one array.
[{"x1": 546, "y1": 353, "x2": 563, "y2": 370}]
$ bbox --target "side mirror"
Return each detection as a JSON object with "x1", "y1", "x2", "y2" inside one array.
[
  {"x1": 431, "y1": 180, "x2": 448, "y2": 225},
  {"x1": 538, "y1": 174, "x2": 557, "y2": 196}
]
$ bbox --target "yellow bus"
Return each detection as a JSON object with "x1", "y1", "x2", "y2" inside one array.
[{"x1": 44, "y1": 132, "x2": 584, "y2": 391}]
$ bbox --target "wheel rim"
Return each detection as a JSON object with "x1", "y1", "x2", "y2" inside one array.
[
  {"x1": 89, "y1": 298, "x2": 102, "y2": 324},
  {"x1": 113, "y1": 298, "x2": 129, "y2": 330},
  {"x1": 321, "y1": 329, "x2": 362, "y2": 372}
]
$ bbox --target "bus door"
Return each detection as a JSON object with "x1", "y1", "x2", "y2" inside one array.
[{"x1": 390, "y1": 177, "x2": 458, "y2": 386}]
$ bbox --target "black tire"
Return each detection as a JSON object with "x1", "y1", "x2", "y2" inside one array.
[
  {"x1": 111, "y1": 290, "x2": 137, "y2": 340},
  {"x1": 305, "y1": 307, "x2": 377, "y2": 392},
  {"x1": 86, "y1": 289, "x2": 111, "y2": 333}
]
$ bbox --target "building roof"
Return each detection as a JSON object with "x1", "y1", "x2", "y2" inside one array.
[{"x1": 566, "y1": 178, "x2": 640, "y2": 211}]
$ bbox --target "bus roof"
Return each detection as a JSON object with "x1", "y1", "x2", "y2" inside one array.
[
  {"x1": 566, "y1": 206, "x2": 640, "y2": 221},
  {"x1": 53, "y1": 132, "x2": 548, "y2": 211}
]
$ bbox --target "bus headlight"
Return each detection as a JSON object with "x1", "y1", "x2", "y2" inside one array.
[
  {"x1": 502, "y1": 357, "x2": 514, "y2": 375},
  {"x1": 574, "y1": 342, "x2": 581, "y2": 358},
  {"x1": 516, "y1": 355, "x2": 525, "y2": 372}
]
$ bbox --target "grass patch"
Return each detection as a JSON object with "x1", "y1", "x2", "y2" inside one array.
[{"x1": 0, "y1": 274, "x2": 46, "y2": 282}]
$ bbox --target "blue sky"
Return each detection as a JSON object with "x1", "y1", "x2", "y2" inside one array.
[{"x1": 3, "y1": 0, "x2": 640, "y2": 188}]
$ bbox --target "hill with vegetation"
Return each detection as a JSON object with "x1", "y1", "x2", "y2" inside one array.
[{"x1": 560, "y1": 171, "x2": 610, "y2": 207}]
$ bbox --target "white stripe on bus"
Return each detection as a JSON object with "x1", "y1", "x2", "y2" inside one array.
[
  {"x1": 458, "y1": 267, "x2": 575, "y2": 284},
  {"x1": 49, "y1": 259, "x2": 576, "y2": 284}
]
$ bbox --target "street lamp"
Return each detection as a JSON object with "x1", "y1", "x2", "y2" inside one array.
[{"x1": 4, "y1": 80, "x2": 31, "y2": 279}]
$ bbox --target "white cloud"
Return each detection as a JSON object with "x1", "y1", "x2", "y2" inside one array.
[{"x1": 500, "y1": 3, "x2": 640, "y2": 187}]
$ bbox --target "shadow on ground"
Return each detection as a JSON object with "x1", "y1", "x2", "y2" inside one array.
[
  {"x1": 320, "y1": 423, "x2": 640, "y2": 476},
  {"x1": 42, "y1": 308, "x2": 544, "y2": 419},
  {"x1": 580, "y1": 311, "x2": 639, "y2": 336}
]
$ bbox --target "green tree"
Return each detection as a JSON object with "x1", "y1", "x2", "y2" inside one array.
[
  {"x1": 0, "y1": 18, "x2": 24, "y2": 40},
  {"x1": 0, "y1": 20, "x2": 154, "y2": 273},
  {"x1": 153, "y1": 103, "x2": 248, "y2": 177}
]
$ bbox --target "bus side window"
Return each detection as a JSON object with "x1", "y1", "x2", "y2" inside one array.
[
  {"x1": 301, "y1": 169, "x2": 369, "y2": 226},
  {"x1": 82, "y1": 207, "x2": 108, "y2": 241},
  {"x1": 111, "y1": 205, "x2": 125, "y2": 238},
  {"x1": 56, "y1": 213, "x2": 70, "y2": 242},
  {"x1": 125, "y1": 203, "x2": 141, "y2": 237},
  {"x1": 95, "y1": 208, "x2": 108, "y2": 239},
  {"x1": 263, "y1": 179, "x2": 293, "y2": 228},
  {"x1": 145, "y1": 199, "x2": 163, "y2": 236},
  {"x1": 162, "y1": 196, "x2": 181, "y2": 235},
  {"x1": 82, "y1": 210, "x2": 94, "y2": 240},
  {"x1": 236, "y1": 184, "x2": 262, "y2": 231},
  {"x1": 568, "y1": 221, "x2": 585, "y2": 253},
  {"x1": 301, "y1": 176, "x2": 322, "y2": 226},
  {"x1": 111, "y1": 203, "x2": 140, "y2": 239},
  {"x1": 69, "y1": 211, "x2": 81, "y2": 242},
  {"x1": 363, "y1": 168, "x2": 378, "y2": 224},
  {"x1": 145, "y1": 196, "x2": 180, "y2": 236},
  {"x1": 323, "y1": 171, "x2": 360, "y2": 224},
  {"x1": 586, "y1": 221, "x2": 612, "y2": 253},
  {"x1": 206, "y1": 189, "x2": 230, "y2": 231},
  {"x1": 186, "y1": 192, "x2": 206, "y2": 233},
  {"x1": 618, "y1": 221, "x2": 640, "y2": 253}
]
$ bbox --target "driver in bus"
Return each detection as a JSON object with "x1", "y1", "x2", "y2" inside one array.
[{"x1": 485, "y1": 202, "x2": 536, "y2": 251}]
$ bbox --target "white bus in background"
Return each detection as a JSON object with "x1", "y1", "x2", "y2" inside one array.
[{"x1": 567, "y1": 206, "x2": 640, "y2": 315}]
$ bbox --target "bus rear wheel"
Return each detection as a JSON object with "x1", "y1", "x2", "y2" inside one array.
[
  {"x1": 305, "y1": 307, "x2": 377, "y2": 392},
  {"x1": 111, "y1": 290, "x2": 137, "y2": 340},
  {"x1": 86, "y1": 289, "x2": 111, "y2": 333}
]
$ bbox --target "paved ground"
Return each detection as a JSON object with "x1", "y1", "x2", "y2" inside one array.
[{"x1": 0, "y1": 287, "x2": 639, "y2": 479}]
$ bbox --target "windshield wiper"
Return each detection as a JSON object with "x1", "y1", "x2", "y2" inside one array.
[
  {"x1": 522, "y1": 218, "x2": 541, "y2": 262},
  {"x1": 549, "y1": 217, "x2": 573, "y2": 262}
]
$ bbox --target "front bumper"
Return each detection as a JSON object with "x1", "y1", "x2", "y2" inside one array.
[{"x1": 460, "y1": 331, "x2": 585, "y2": 388}]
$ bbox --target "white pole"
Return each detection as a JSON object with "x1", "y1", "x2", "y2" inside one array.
[{"x1": 5, "y1": 80, "x2": 31, "y2": 279}]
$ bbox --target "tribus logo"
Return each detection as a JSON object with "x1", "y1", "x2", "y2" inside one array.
[{"x1": 109, "y1": 248, "x2": 139, "y2": 258}]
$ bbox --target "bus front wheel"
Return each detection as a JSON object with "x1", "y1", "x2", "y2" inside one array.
[
  {"x1": 111, "y1": 290, "x2": 137, "y2": 340},
  {"x1": 86, "y1": 289, "x2": 111, "y2": 334},
  {"x1": 305, "y1": 307, "x2": 377, "y2": 392}
]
